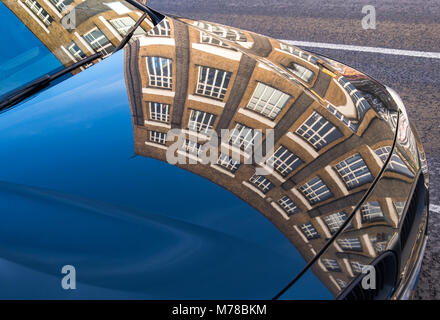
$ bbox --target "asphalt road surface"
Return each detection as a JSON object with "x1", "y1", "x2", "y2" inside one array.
[{"x1": 148, "y1": 0, "x2": 440, "y2": 299}]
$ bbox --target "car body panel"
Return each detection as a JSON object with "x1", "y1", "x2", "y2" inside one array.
[{"x1": 0, "y1": 0, "x2": 429, "y2": 299}]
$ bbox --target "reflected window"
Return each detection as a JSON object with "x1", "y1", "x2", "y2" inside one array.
[
  {"x1": 83, "y1": 27, "x2": 115, "y2": 57},
  {"x1": 195, "y1": 22, "x2": 247, "y2": 42},
  {"x1": 361, "y1": 201, "x2": 384, "y2": 223},
  {"x1": 280, "y1": 43, "x2": 318, "y2": 64},
  {"x1": 196, "y1": 66, "x2": 232, "y2": 100},
  {"x1": 229, "y1": 123, "x2": 261, "y2": 152},
  {"x1": 335, "y1": 153, "x2": 373, "y2": 189},
  {"x1": 146, "y1": 57, "x2": 173, "y2": 89},
  {"x1": 148, "y1": 19, "x2": 171, "y2": 37},
  {"x1": 24, "y1": 0, "x2": 54, "y2": 27},
  {"x1": 201, "y1": 32, "x2": 227, "y2": 47},
  {"x1": 287, "y1": 62, "x2": 314, "y2": 83},
  {"x1": 149, "y1": 102, "x2": 170, "y2": 123},
  {"x1": 337, "y1": 237, "x2": 362, "y2": 252},
  {"x1": 67, "y1": 41, "x2": 86, "y2": 61},
  {"x1": 296, "y1": 112, "x2": 343, "y2": 150},
  {"x1": 278, "y1": 196, "x2": 300, "y2": 216},
  {"x1": 350, "y1": 261, "x2": 366, "y2": 274},
  {"x1": 322, "y1": 259, "x2": 341, "y2": 272},
  {"x1": 246, "y1": 83, "x2": 291, "y2": 120},
  {"x1": 300, "y1": 222, "x2": 320, "y2": 240},
  {"x1": 217, "y1": 153, "x2": 241, "y2": 173},
  {"x1": 110, "y1": 17, "x2": 145, "y2": 36},
  {"x1": 370, "y1": 233, "x2": 390, "y2": 253},
  {"x1": 249, "y1": 174, "x2": 274, "y2": 194},
  {"x1": 327, "y1": 104, "x2": 357, "y2": 132},
  {"x1": 267, "y1": 146, "x2": 303, "y2": 177},
  {"x1": 336, "y1": 279, "x2": 347, "y2": 289},
  {"x1": 181, "y1": 139, "x2": 204, "y2": 157},
  {"x1": 48, "y1": 0, "x2": 72, "y2": 13},
  {"x1": 375, "y1": 147, "x2": 414, "y2": 178},
  {"x1": 338, "y1": 77, "x2": 371, "y2": 119},
  {"x1": 188, "y1": 110, "x2": 216, "y2": 134},
  {"x1": 324, "y1": 211, "x2": 347, "y2": 234},
  {"x1": 299, "y1": 176, "x2": 333, "y2": 205},
  {"x1": 149, "y1": 131, "x2": 167, "y2": 145}
]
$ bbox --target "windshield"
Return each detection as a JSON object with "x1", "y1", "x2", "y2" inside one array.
[{"x1": 0, "y1": 0, "x2": 154, "y2": 100}]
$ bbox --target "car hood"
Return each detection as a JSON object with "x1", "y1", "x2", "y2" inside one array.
[{"x1": 0, "y1": 11, "x2": 410, "y2": 299}]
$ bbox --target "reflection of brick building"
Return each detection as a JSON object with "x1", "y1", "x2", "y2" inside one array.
[
  {"x1": 3, "y1": 0, "x2": 153, "y2": 72},
  {"x1": 125, "y1": 18, "x2": 417, "y2": 296}
]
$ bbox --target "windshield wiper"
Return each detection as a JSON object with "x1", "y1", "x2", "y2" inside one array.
[
  {"x1": 113, "y1": 4, "x2": 164, "y2": 53},
  {"x1": 0, "y1": 52, "x2": 102, "y2": 111}
]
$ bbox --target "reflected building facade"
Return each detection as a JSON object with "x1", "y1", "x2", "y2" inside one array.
[
  {"x1": 3, "y1": 0, "x2": 153, "y2": 72},
  {"x1": 124, "y1": 17, "x2": 421, "y2": 296}
]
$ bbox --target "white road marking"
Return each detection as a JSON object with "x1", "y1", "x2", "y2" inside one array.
[
  {"x1": 280, "y1": 40, "x2": 440, "y2": 60},
  {"x1": 431, "y1": 204, "x2": 440, "y2": 213}
]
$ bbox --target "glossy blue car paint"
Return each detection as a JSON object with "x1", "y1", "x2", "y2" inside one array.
[{"x1": 0, "y1": 51, "x2": 309, "y2": 299}]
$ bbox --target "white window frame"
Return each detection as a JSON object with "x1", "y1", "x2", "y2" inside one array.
[
  {"x1": 25, "y1": 0, "x2": 53, "y2": 26},
  {"x1": 278, "y1": 196, "x2": 300, "y2": 216},
  {"x1": 188, "y1": 109, "x2": 216, "y2": 134},
  {"x1": 196, "y1": 66, "x2": 231, "y2": 100},
  {"x1": 246, "y1": 83, "x2": 290, "y2": 120},
  {"x1": 299, "y1": 176, "x2": 333, "y2": 205},
  {"x1": 148, "y1": 19, "x2": 171, "y2": 37},
  {"x1": 300, "y1": 223, "x2": 320, "y2": 240},
  {"x1": 337, "y1": 238, "x2": 362, "y2": 251},
  {"x1": 149, "y1": 131, "x2": 167, "y2": 145},
  {"x1": 322, "y1": 258, "x2": 341, "y2": 272},
  {"x1": 181, "y1": 139, "x2": 204, "y2": 156},
  {"x1": 335, "y1": 153, "x2": 373, "y2": 189},
  {"x1": 229, "y1": 123, "x2": 261, "y2": 152},
  {"x1": 146, "y1": 56, "x2": 173, "y2": 89},
  {"x1": 323, "y1": 212, "x2": 347, "y2": 234},
  {"x1": 249, "y1": 174, "x2": 274, "y2": 194},
  {"x1": 83, "y1": 27, "x2": 114, "y2": 57},
  {"x1": 195, "y1": 22, "x2": 247, "y2": 42},
  {"x1": 360, "y1": 201, "x2": 384, "y2": 223},
  {"x1": 267, "y1": 146, "x2": 302, "y2": 177},
  {"x1": 67, "y1": 41, "x2": 86, "y2": 61},
  {"x1": 48, "y1": 0, "x2": 72, "y2": 13},
  {"x1": 110, "y1": 16, "x2": 145, "y2": 36},
  {"x1": 350, "y1": 261, "x2": 366, "y2": 274},
  {"x1": 149, "y1": 102, "x2": 170, "y2": 123},
  {"x1": 217, "y1": 153, "x2": 240, "y2": 172},
  {"x1": 296, "y1": 112, "x2": 343, "y2": 150}
]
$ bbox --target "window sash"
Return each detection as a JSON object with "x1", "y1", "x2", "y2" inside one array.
[
  {"x1": 148, "y1": 19, "x2": 171, "y2": 37},
  {"x1": 278, "y1": 196, "x2": 300, "y2": 216},
  {"x1": 149, "y1": 131, "x2": 167, "y2": 145},
  {"x1": 267, "y1": 146, "x2": 302, "y2": 177},
  {"x1": 249, "y1": 174, "x2": 274, "y2": 193},
  {"x1": 146, "y1": 57, "x2": 173, "y2": 89},
  {"x1": 196, "y1": 66, "x2": 231, "y2": 100},
  {"x1": 296, "y1": 112, "x2": 343, "y2": 150},
  {"x1": 110, "y1": 17, "x2": 145, "y2": 36},
  {"x1": 229, "y1": 124, "x2": 261, "y2": 152},
  {"x1": 246, "y1": 83, "x2": 290, "y2": 119},
  {"x1": 324, "y1": 212, "x2": 347, "y2": 234},
  {"x1": 83, "y1": 28, "x2": 115, "y2": 57},
  {"x1": 217, "y1": 153, "x2": 240, "y2": 172},
  {"x1": 188, "y1": 110, "x2": 216, "y2": 134},
  {"x1": 149, "y1": 102, "x2": 170, "y2": 123},
  {"x1": 299, "y1": 176, "x2": 333, "y2": 205},
  {"x1": 335, "y1": 153, "x2": 373, "y2": 189}
]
